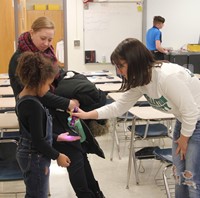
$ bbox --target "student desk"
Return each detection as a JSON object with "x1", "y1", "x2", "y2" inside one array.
[
  {"x1": 0, "y1": 113, "x2": 19, "y2": 129},
  {"x1": 126, "y1": 106, "x2": 175, "y2": 187},
  {"x1": 0, "y1": 86, "x2": 14, "y2": 96},
  {"x1": 96, "y1": 83, "x2": 121, "y2": 93},
  {"x1": 81, "y1": 70, "x2": 112, "y2": 77},
  {"x1": 107, "y1": 92, "x2": 148, "y2": 161},
  {"x1": 194, "y1": 73, "x2": 200, "y2": 79},
  {"x1": 0, "y1": 73, "x2": 9, "y2": 79},
  {"x1": 0, "y1": 97, "x2": 15, "y2": 112},
  {"x1": 0, "y1": 79, "x2": 10, "y2": 87},
  {"x1": 0, "y1": 113, "x2": 19, "y2": 138},
  {"x1": 87, "y1": 76, "x2": 122, "y2": 84},
  {"x1": 108, "y1": 92, "x2": 146, "y2": 102}
]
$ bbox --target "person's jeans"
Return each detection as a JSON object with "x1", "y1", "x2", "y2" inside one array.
[
  {"x1": 16, "y1": 151, "x2": 50, "y2": 198},
  {"x1": 172, "y1": 119, "x2": 200, "y2": 198}
]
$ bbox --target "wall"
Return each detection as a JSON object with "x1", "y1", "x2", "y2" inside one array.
[
  {"x1": 66, "y1": 0, "x2": 200, "y2": 72},
  {"x1": 66, "y1": 0, "x2": 116, "y2": 72},
  {"x1": 84, "y1": 2, "x2": 142, "y2": 64},
  {"x1": 0, "y1": 0, "x2": 15, "y2": 73},
  {"x1": 145, "y1": 0, "x2": 200, "y2": 50},
  {"x1": 67, "y1": 0, "x2": 142, "y2": 72},
  {"x1": 2, "y1": 0, "x2": 199, "y2": 73}
]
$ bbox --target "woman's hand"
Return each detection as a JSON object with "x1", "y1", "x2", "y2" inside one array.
[
  {"x1": 71, "y1": 108, "x2": 98, "y2": 120},
  {"x1": 175, "y1": 134, "x2": 189, "y2": 160}
]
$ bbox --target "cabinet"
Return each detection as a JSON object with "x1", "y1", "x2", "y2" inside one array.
[
  {"x1": 188, "y1": 54, "x2": 200, "y2": 74},
  {"x1": 0, "y1": 0, "x2": 15, "y2": 74},
  {"x1": 26, "y1": 10, "x2": 63, "y2": 50},
  {"x1": 166, "y1": 52, "x2": 200, "y2": 74}
]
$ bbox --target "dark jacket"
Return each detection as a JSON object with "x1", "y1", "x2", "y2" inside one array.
[
  {"x1": 51, "y1": 109, "x2": 105, "y2": 158},
  {"x1": 55, "y1": 71, "x2": 107, "y2": 111}
]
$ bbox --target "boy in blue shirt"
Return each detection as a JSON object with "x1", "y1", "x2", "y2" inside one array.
[{"x1": 146, "y1": 16, "x2": 168, "y2": 60}]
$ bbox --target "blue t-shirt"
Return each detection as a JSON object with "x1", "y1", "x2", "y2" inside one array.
[{"x1": 146, "y1": 26, "x2": 162, "y2": 51}]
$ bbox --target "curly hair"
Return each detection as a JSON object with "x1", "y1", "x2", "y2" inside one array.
[{"x1": 16, "y1": 51, "x2": 56, "y2": 90}]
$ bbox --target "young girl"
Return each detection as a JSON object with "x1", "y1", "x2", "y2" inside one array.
[
  {"x1": 15, "y1": 51, "x2": 71, "y2": 198},
  {"x1": 10, "y1": 16, "x2": 105, "y2": 198},
  {"x1": 73, "y1": 38, "x2": 200, "y2": 198}
]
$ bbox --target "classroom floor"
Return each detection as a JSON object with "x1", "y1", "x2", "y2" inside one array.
[{"x1": 0, "y1": 122, "x2": 174, "y2": 198}]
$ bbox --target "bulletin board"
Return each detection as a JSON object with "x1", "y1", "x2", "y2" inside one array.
[{"x1": 84, "y1": 2, "x2": 142, "y2": 64}]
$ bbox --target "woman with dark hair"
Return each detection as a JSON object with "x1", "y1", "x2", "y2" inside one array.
[{"x1": 73, "y1": 38, "x2": 200, "y2": 198}]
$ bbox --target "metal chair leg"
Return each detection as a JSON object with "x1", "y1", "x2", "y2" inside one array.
[
  {"x1": 163, "y1": 164, "x2": 173, "y2": 198},
  {"x1": 126, "y1": 117, "x2": 139, "y2": 188},
  {"x1": 110, "y1": 118, "x2": 121, "y2": 161}
]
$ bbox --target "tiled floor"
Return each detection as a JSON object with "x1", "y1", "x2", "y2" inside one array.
[{"x1": 0, "y1": 124, "x2": 174, "y2": 198}]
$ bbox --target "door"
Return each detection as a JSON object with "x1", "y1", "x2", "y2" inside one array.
[{"x1": 0, "y1": 0, "x2": 15, "y2": 74}]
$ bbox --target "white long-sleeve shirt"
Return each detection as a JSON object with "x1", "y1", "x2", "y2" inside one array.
[{"x1": 97, "y1": 63, "x2": 200, "y2": 137}]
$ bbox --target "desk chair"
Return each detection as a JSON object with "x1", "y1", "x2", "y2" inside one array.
[
  {"x1": 126, "y1": 107, "x2": 174, "y2": 188},
  {"x1": 105, "y1": 94, "x2": 135, "y2": 160},
  {"x1": 0, "y1": 113, "x2": 19, "y2": 140},
  {"x1": 153, "y1": 147, "x2": 174, "y2": 198},
  {"x1": 0, "y1": 139, "x2": 25, "y2": 196},
  {"x1": 108, "y1": 96, "x2": 150, "y2": 161},
  {"x1": 110, "y1": 111, "x2": 134, "y2": 161},
  {"x1": 126, "y1": 120, "x2": 170, "y2": 186}
]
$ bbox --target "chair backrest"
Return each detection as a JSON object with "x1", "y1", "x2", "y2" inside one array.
[
  {"x1": 153, "y1": 147, "x2": 172, "y2": 164},
  {"x1": 0, "y1": 139, "x2": 23, "y2": 181}
]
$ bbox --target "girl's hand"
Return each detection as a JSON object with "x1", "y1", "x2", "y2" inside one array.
[
  {"x1": 175, "y1": 134, "x2": 189, "y2": 160},
  {"x1": 57, "y1": 132, "x2": 81, "y2": 142},
  {"x1": 69, "y1": 99, "x2": 80, "y2": 110},
  {"x1": 57, "y1": 153, "x2": 71, "y2": 167}
]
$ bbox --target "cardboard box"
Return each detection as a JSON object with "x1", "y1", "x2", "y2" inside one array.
[
  {"x1": 187, "y1": 44, "x2": 200, "y2": 52},
  {"x1": 34, "y1": 4, "x2": 46, "y2": 10},
  {"x1": 47, "y1": 4, "x2": 60, "y2": 10}
]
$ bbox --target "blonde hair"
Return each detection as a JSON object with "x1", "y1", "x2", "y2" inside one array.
[{"x1": 31, "y1": 17, "x2": 55, "y2": 32}]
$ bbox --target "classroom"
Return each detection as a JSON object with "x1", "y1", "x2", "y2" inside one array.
[{"x1": 0, "y1": 0, "x2": 200, "y2": 198}]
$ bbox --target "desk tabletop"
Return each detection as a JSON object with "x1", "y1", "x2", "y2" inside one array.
[
  {"x1": 87, "y1": 76, "x2": 122, "y2": 84},
  {"x1": 108, "y1": 92, "x2": 146, "y2": 102},
  {"x1": 96, "y1": 83, "x2": 121, "y2": 92},
  {"x1": 0, "y1": 97, "x2": 15, "y2": 108},
  {"x1": 194, "y1": 73, "x2": 200, "y2": 79},
  {"x1": 168, "y1": 50, "x2": 200, "y2": 56},
  {"x1": 0, "y1": 86, "x2": 14, "y2": 96},
  {"x1": 81, "y1": 70, "x2": 112, "y2": 77},
  {"x1": 129, "y1": 106, "x2": 175, "y2": 120},
  {"x1": 0, "y1": 79, "x2": 10, "y2": 86},
  {"x1": 0, "y1": 113, "x2": 19, "y2": 129},
  {"x1": 0, "y1": 73, "x2": 9, "y2": 79}
]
